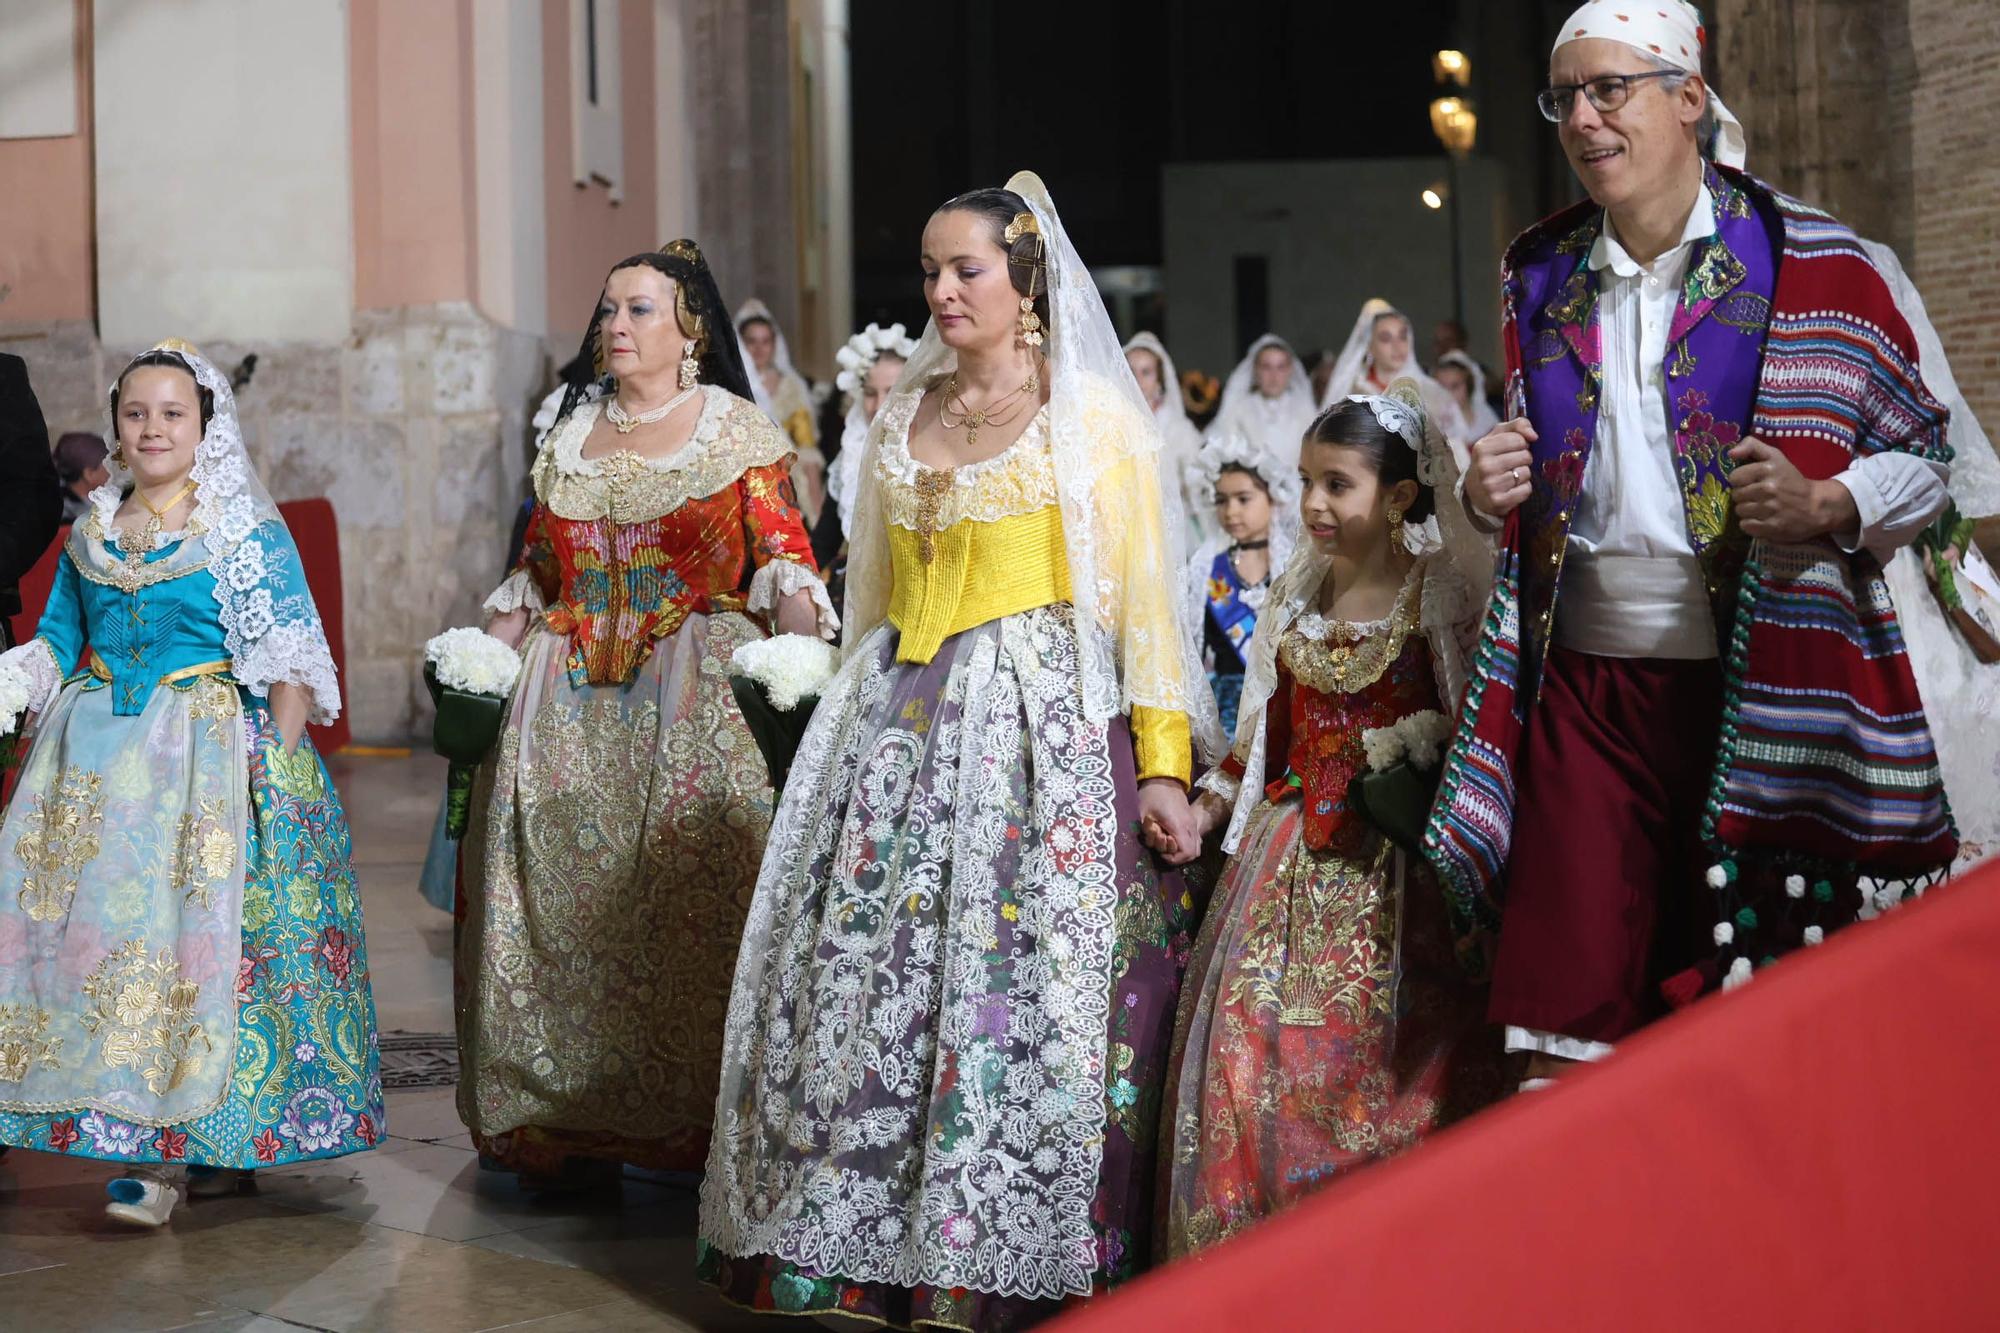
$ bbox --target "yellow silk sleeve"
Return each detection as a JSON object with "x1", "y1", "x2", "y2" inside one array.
[{"x1": 1131, "y1": 705, "x2": 1192, "y2": 787}]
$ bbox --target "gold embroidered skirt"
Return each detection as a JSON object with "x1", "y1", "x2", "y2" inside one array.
[{"x1": 457, "y1": 611, "x2": 772, "y2": 1170}]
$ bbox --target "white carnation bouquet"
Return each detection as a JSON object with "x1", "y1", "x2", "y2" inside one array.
[
  {"x1": 728, "y1": 633, "x2": 839, "y2": 791},
  {"x1": 0, "y1": 658, "x2": 31, "y2": 739},
  {"x1": 1350, "y1": 708, "x2": 1454, "y2": 853},
  {"x1": 0, "y1": 656, "x2": 34, "y2": 771},
  {"x1": 424, "y1": 627, "x2": 524, "y2": 697},
  {"x1": 422, "y1": 627, "x2": 525, "y2": 835},
  {"x1": 1359, "y1": 709, "x2": 1453, "y2": 774},
  {"x1": 730, "y1": 634, "x2": 837, "y2": 711}
]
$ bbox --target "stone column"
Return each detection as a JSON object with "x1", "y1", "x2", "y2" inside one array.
[{"x1": 685, "y1": 0, "x2": 802, "y2": 339}]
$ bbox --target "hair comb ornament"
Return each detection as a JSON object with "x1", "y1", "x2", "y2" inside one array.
[
  {"x1": 1348, "y1": 393, "x2": 1423, "y2": 451},
  {"x1": 152, "y1": 337, "x2": 205, "y2": 361},
  {"x1": 661, "y1": 238, "x2": 703, "y2": 264},
  {"x1": 1002, "y1": 213, "x2": 1040, "y2": 244}
]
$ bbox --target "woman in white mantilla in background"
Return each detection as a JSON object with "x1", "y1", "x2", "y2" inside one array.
[
  {"x1": 700, "y1": 172, "x2": 1219, "y2": 1330},
  {"x1": 1321, "y1": 298, "x2": 1469, "y2": 453},
  {"x1": 1208, "y1": 333, "x2": 1318, "y2": 469},
  {"x1": 1124, "y1": 330, "x2": 1208, "y2": 543},
  {"x1": 0, "y1": 341, "x2": 380, "y2": 1230},
  {"x1": 1434, "y1": 348, "x2": 1501, "y2": 444},
  {"x1": 737, "y1": 298, "x2": 828, "y2": 526}
]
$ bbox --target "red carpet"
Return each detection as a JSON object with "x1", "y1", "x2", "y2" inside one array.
[{"x1": 1057, "y1": 860, "x2": 2000, "y2": 1332}]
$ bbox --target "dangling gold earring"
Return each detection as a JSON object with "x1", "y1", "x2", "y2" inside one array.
[
  {"x1": 678, "y1": 339, "x2": 700, "y2": 390},
  {"x1": 1386, "y1": 504, "x2": 1406, "y2": 552},
  {"x1": 1017, "y1": 297, "x2": 1044, "y2": 349},
  {"x1": 110, "y1": 443, "x2": 126, "y2": 467}
]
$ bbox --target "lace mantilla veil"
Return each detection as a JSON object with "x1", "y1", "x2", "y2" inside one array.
[
  {"x1": 1202, "y1": 378, "x2": 1486, "y2": 851},
  {"x1": 840, "y1": 170, "x2": 1224, "y2": 757},
  {"x1": 83, "y1": 341, "x2": 342, "y2": 722}
]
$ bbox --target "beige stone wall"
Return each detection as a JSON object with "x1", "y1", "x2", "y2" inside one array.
[{"x1": 10, "y1": 310, "x2": 547, "y2": 743}]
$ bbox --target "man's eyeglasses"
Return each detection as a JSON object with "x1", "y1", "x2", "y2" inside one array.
[{"x1": 1538, "y1": 70, "x2": 1685, "y2": 123}]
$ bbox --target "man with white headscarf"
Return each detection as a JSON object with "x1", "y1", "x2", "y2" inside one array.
[{"x1": 1426, "y1": 0, "x2": 1957, "y2": 1084}]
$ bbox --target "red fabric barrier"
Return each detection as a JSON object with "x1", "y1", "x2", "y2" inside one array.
[
  {"x1": 1057, "y1": 866, "x2": 2000, "y2": 1333},
  {"x1": 6, "y1": 500, "x2": 350, "y2": 753}
]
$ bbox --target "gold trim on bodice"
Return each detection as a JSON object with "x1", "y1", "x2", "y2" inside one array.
[{"x1": 535, "y1": 387, "x2": 795, "y2": 524}]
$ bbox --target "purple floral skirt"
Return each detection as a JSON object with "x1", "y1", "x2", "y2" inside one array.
[{"x1": 698, "y1": 607, "x2": 1199, "y2": 1330}]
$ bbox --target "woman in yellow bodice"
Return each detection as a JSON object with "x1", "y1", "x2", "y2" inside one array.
[{"x1": 699, "y1": 172, "x2": 1219, "y2": 1329}]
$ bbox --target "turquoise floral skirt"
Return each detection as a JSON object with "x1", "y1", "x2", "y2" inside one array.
[{"x1": 0, "y1": 694, "x2": 383, "y2": 1169}]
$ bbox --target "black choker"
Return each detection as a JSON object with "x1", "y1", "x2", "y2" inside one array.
[{"x1": 1231, "y1": 539, "x2": 1270, "y2": 551}]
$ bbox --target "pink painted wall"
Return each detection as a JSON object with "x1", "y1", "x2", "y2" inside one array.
[
  {"x1": 349, "y1": 0, "x2": 477, "y2": 310},
  {"x1": 0, "y1": 0, "x2": 93, "y2": 325},
  {"x1": 542, "y1": 0, "x2": 659, "y2": 347}
]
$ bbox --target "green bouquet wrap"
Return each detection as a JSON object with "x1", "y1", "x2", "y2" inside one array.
[
  {"x1": 729, "y1": 675, "x2": 818, "y2": 795},
  {"x1": 424, "y1": 662, "x2": 509, "y2": 838},
  {"x1": 1347, "y1": 759, "x2": 1444, "y2": 855}
]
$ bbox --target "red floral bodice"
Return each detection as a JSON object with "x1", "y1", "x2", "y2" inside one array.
[
  {"x1": 515, "y1": 388, "x2": 814, "y2": 685},
  {"x1": 1223, "y1": 609, "x2": 1442, "y2": 855}
]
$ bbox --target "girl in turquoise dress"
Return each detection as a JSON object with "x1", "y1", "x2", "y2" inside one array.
[{"x1": 0, "y1": 341, "x2": 381, "y2": 1229}]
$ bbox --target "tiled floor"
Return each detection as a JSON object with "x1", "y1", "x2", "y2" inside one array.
[{"x1": 0, "y1": 752, "x2": 772, "y2": 1333}]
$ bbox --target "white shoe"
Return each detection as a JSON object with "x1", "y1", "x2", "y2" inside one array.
[
  {"x1": 105, "y1": 1175, "x2": 181, "y2": 1228},
  {"x1": 185, "y1": 1166, "x2": 251, "y2": 1198}
]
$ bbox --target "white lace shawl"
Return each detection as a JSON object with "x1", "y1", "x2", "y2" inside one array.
[
  {"x1": 1197, "y1": 544, "x2": 1481, "y2": 854},
  {"x1": 82, "y1": 343, "x2": 341, "y2": 723},
  {"x1": 827, "y1": 401, "x2": 870, "y2": 538},
  {"x1": 839, "y1": 170, "x2": 1222, "y2": 756}
]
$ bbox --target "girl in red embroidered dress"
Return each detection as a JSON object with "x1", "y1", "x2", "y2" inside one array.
[{"x1": 1161, "y1": 384, "x2": 1500, "y2": 1257}]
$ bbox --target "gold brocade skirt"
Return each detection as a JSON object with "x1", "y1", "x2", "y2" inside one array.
[{"x1": 456, "y1": 611, "x2": 773, "y2": 1170}]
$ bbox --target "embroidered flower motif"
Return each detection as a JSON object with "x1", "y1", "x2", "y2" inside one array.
[
  {"x1": 252, "y1": 1128, "x2": 282, "y2": 1164},
  {"x1": 316, "y1": 926, "x2": 355, "y2": 985},
  {"x1": 154, "y1": 1127, "x2": 188, "y2": 1162},
  {"x1": 1108, "y1": 1078, "x2": 1140, "y2": 1110},
  {"x1": 941, "y1": 1214, "x2": 978, "y2": 1249},
  {"x1": 46, "y1": 1117, "x2": 79, "y2": 1152},
  {"x1": 79, "y1": 1109, "x2": 148, "y2": 1157},
  {"x1": 294, "y1": 1040, "x2": 319, "y2": 1064},
  {"x1": 1785, "y1": 875, "x2": 1807, "y2": 899},
  {"x1": 277, "y1": 1087, "x2": 356, "y2": 1153},
  {"x1": 1544, "y1": 435, "x2": 1588, "y2": 506},
  {"x1": 1803, "y1": 925, "x2": 1825, "y2": 946},
  {"x1": 356, "y1": 1112, "x2": 379, "y2": 1147}
]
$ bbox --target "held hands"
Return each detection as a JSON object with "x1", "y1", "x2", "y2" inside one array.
[
  {"x1": 1138, "y1": 777, "x2": 1203, "y2": 867},
  {"x1": 1728, "y1": 437, "x2": 1857, "y2": 545},
  {"x1": 1463, "y1": 418, "x2": 1540, "y2": 518}
]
